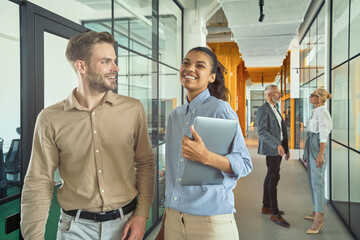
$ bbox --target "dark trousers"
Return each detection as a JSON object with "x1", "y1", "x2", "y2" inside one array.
[{"x1": 263, "y1": 155, "x2": 282, "y2": 215}]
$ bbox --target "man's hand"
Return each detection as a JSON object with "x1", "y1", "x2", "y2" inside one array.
[
  {"x1": 285, "y1": 152, "x2": 290, "y2": 161},
  {"x1": 277, "y1": 145, "x2": 285, "y2": 156},
  {"x1": 181, "y1": 125, "x2": 209, "y2": 164},
  {"x1": 121, "y1": 215, "x2": 147, "y2": 240}
]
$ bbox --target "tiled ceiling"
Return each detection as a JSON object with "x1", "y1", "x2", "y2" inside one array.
[{"x1": 218, "y1": 0, "x2": 312, "y2": 67}]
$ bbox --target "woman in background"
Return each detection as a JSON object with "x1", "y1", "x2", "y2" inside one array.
[{"x1": 304, "y1": 88, "x2": 332, "y2": 234}]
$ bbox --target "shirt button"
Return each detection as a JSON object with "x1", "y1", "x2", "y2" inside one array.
[
  {"x1": 101, "y1": 189, "x2": 104, "y2": 193},
  {"x1": 178, "y1": 178, "x2": 182, "y2": 182},
  {"x1": 96, "y1": 150, "x2": 99, "y2": 153},
  {"x1": 186, "y1": 122, "x2": 189, "y2": 125},
  {"x1": 94, "y1": 130, "x2": 97, "y2": 134},
  {"x1": 92, "y1": 112, "x2": 95, "y2": 115},
  {"x1": 99, "y1": 170, "x2": 102, "y2": 173},
  {"x1": 174, "y1": 197, "x2": 177, "y2": 200},
  {"x1": 180, "y1": 159, "x2": 183, "y2": 162},
  {"x1": 192, "y1": 111, "x2": 195, "y2": 114}
]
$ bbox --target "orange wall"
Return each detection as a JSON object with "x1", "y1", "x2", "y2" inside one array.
[{"x1": 208, "y1": 43, "x2": 247, "y2": 135}]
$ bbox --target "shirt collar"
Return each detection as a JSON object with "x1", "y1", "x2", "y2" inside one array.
[
  {"x1": 64, "y1": 88, "x2": 117, "y2": 111},
  {"x1": 186, "y1": 89, "x2": 211, "y2": 113},
  {"x1": 266, "y1": 101, "x2": 277, "y2": 109}
]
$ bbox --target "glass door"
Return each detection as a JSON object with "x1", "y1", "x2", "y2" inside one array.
[{"x1": 17, "y1": 2, "x2": 87, "y2": 239}]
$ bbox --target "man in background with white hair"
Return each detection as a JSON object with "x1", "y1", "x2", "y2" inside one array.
[{"x1": 256, "y1": 84, "x2": 290, "y2": 228}]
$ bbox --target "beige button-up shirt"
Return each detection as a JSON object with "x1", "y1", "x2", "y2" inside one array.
[{"x1": 21, "y1": 89, "x2": 155, "y2": 239}]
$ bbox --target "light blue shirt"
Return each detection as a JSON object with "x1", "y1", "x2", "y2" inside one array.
[{"x1": 164, "y1": 89, "x2": 253, "y2": 216}]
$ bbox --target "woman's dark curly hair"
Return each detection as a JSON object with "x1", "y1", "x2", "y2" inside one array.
[{"x1": 187, "y1": 47, "x2": 230, "y2": 101}]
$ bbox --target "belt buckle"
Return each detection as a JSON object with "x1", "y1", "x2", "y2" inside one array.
[
  {"x1": 93, "y1": 214, "x2": 98, "y2": 222},
  {"x1": 113, "y1": 211, "x2": 118, "y2": 220}
]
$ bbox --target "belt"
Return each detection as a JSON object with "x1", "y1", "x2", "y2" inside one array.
[{"x1": 63, "y1": 198, "x2": 137, "y2": 222}]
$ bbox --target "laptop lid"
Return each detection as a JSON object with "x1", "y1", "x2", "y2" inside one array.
[{"x1": 181, "y1": 116, "x2": 238, "y2": 186}]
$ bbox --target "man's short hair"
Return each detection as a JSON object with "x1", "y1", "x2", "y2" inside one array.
[
  {"x1": 264, "y1": 84, "x2": 278, "y2": 95},
  {"x1": 66, "y1": 31, "x2": 115, "y2": 70}
]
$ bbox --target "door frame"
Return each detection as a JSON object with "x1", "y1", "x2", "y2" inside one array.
[
  {"x1": 6, "y1": 1, "x2": 88, "y2": 237},
  {"x1": 20, "y1": 1, "x2": 87, "y2": 184}
]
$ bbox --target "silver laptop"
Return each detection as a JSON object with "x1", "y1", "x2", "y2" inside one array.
[{"x1": 181, "y1": 116, "x2": 238, "y2": 186}]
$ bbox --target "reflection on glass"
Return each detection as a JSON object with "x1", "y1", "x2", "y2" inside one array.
[
  {"x1": 332, "y1": 64, "x2": 349, "y2": 145},
  {"x1": 30, "y1": 0, "x2": 111, "y2": 25},
  {"x1": 303, "y1": 32, "x2": 310, "y2": 84},
  {"x1": 84, "y1": 21, "x2": 112, "y2": 34},
  {"x1": 158, "y1": 64, "x2": 181, "y2": 204},
  {"x1": 331, "y1": 141, "x2": 349, "y2": 225},
  {"x1": 0, "y1": 1, "x2": 20, "y2": 200},
  {"x1": 349, "y1": 56, "x2": 360, "y2": 150},
  {"x1": 350, "y1": 0, "x2": 360, "y2": 58},
  {"x1": 118, "y1": 47, "x2": 129, "y2": 96},
  {"x1": 332, "y1": 0, "x2": 349, "y2": 67},
  {"x1": 158, "y1": 144, "x2": 165, "y2": 210},
  {"x1": 317, "y1": 7, "x2": 326, "y2": 76},
  {"x1": 129, "y1": 54, "x2": 153, "y2": 99},
  {"x1": 299, "y1": 84, "x2": 311, "y2": 162},
  {"x1": 309, "y1": 22, "x2": 317, "y2": 80},
  {"x1": 159, "y1": 0, "x2": 182, "y2": 68},
  {"x1": 350, "y1": 149, "x2": 360, "y2": 237},
  {"x1": 300, "y1": 40, "x2": 307, "y2": 85}
]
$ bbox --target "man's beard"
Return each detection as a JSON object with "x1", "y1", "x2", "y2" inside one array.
[
  {"x1": 271, "y1": 96, "x2": 280, "y2": 103},
  {"x1": 87, "y1": 69, "x2": 117, "y2": 93}
]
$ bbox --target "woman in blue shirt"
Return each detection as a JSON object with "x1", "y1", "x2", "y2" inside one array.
[{"x1": 158, "y1": 47, "x2": 253, "y2": 240}]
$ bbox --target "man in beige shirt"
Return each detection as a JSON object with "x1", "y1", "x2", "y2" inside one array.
[{"x1": 20, "y1": 31, "x2": 155, "y2": 240}]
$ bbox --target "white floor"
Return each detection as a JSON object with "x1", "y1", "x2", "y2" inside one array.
[{"x1": 146, "y1": 130, "x2": 355, "y2": 240}]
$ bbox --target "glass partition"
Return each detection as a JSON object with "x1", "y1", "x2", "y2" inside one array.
[
  {"x1": 317, "y1": 7, "x2": 326, "y2": 76},
  {"x1": 331, "y1": 141, "x2": 349, "y2": 225},
  {"x1": 332, "y1": 64, "x2": 349, "y2": 145},
  {"x1": 349, "y1": 53, "x2": 360, "y2": 151},
  {"x1": 350, "y1": 149, "x2": 360, "y2": 237},
  {"x1": 30, "y1": 0, "x2": 111, "y2": 25},
  {"x1": 159, "y1": 0, "x2": 182, "y2": 68},
  {"x1": 250, "y1": 91, "x2": 265, "y2": 127},
  {"x1": 332, "y1": 0, "x2": 349, "y2": 67},
  {"x1": 0, "y1": 0, "x2": 21, "y2": 201},
  {"x1": 309, "y1": 22, "x2": 317, "y2": 81},
  {"x1": 350, "y1": 0, "x2": 360, "y2": 58}
]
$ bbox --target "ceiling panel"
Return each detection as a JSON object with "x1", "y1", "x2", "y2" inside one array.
[{"x1": 218, "y1": 0, "x2": 312, "y2": 67}]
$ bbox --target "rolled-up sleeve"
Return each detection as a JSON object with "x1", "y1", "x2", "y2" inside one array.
[
  {"x1": 217, "y1": 104, "x2": 253, "y2": 180},
  {"x1": 318, "y1": 109, "x2": 332, "y2": 143}
]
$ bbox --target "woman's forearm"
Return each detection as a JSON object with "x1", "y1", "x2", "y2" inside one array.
[
  {"x1": 203, "y1": 151, "x2": 234, "y2": 174},
  {"x1": 318, "y1": 142, "x2": 326, "y2": 156}
]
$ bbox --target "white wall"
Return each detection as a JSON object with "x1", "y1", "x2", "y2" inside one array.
[
  {"x1": 289, "y1": 38, "x2": 300, "y2": 99},
  {"x1": 179, "y1": 0, "x2": 220, "y2": 54}
]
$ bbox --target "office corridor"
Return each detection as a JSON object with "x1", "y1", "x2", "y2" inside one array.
[
  {"x1": 147, "y1": 129, "x2": 355, "y2": 240},
  {"x1": 233, "y1": 130, "x2": 354, "y2": 240}
]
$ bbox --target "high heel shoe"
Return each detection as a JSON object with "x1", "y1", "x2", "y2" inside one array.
[
  {"x1": 306, "y1": 222, "x2": 323, "y2": 234},
  {"x1": 304, "y1": 215, "x2": 315, "y2": 220}
]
